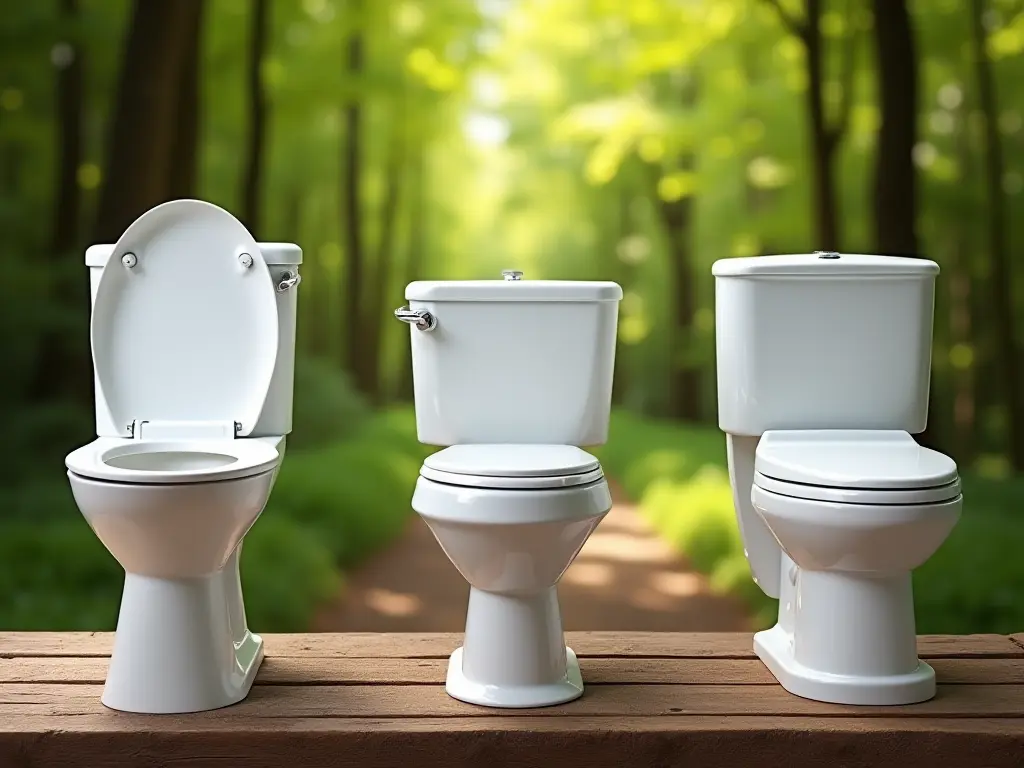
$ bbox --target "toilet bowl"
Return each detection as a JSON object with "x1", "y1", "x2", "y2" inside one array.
[
  {"x1": 412, "y1": 444, "x2": 612, "y2": 707},
  {"x1": 749, "y1": 430, "x2": 962, "y2": 705},
  {"x1": 66, "y1": 200, "x2": 301, "y2": 713},
  {"x1": 714, "y1": 253, "x2": 962, "y2": 706}
]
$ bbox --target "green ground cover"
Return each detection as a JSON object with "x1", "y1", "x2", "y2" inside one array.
[
  {"x1": 0, "y1": 361, "x2": 429, "y2": 632},
  {"x1": 595, "y1": 411, "x2": 1024, "y2": 634}
]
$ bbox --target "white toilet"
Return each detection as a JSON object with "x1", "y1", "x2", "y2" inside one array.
[
  {"x1": 714, "y1": 252, "x2": 962, "y2": 706},
  {"x1": 64, "y1": 199, "x2": 301, "y2": 714},
  {"x1": 396, "y1": 271, "x2": 622, "y2": 708}
]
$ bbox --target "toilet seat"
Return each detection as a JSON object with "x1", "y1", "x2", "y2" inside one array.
[
  {"x1": 754, "y1": 429, "x2": 960, "y2": 505},
  {"x1": 91, "y1": 200, "x2": 279, "y2": 440},
  {"x1": 66, "y1": 436, "x2": 279, "y2": 484},
  {"x1": 420, "y1": 444, "x2": 604, "y2": 490}
]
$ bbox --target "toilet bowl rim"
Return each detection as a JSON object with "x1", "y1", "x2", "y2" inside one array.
[
  {"x1": 412, "y1": 474, "x2": 613, "y2": 524},
  {"x1": 751, "y1": 482, "x2": 963, "y2": 524},
  {"x1": 419, "y1": 463, "x2": 605, "y2": 490},
  {"x1": 753, "y1": 470, "x2": 962, "y2": 505},
  {"x1": 65, "y1": 436, "x2": 281, "y2": 485}
]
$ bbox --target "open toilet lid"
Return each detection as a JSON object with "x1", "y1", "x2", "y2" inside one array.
[
  {"x1": 421, "y1": 444, "x2": 603, "y2": 489},
  {"x1": 91, "y1": 200, "x2": 279, "y2": 438},
  {"x1": 755, "y1": 430, "x2": 959, "y2": 490}
]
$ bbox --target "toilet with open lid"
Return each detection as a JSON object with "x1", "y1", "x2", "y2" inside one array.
[
  {"x1": 65, "y1": 199, "x2": 301, "y2": 714},
  {"x1": 714, "y1": 253, "x2": 963, "y2": 705},
  {"x1": 397, "y1": 272, "x2": 621, "y2": 708}
]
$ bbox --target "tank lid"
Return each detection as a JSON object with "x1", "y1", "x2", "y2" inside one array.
[
  {"x1": 712, "y1": 253, "x2": 939, "y2": 277},
  {"x1": 86, "y1": 242, "x2": 302, "y2": 266},
  {"x1": 406, "y1": 278, "x2": 623, "y2": 302}
]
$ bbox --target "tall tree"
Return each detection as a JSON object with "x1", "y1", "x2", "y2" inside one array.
[
  {"x1": 652, "y1": 77, "x2": 701, "y2": 422},
  {"x1": 968, "y1": 0, "x2": 1024, "y2": 470},
  {"x1": 870, "y1": 0, "x2": 918, "y2": 255},
  {"x1": 395, "y1": 140, "x2": 426, "y2": 402},
  {"x1": 341, "y1": 1, "x2": 366, "y2": 388},
  {"x1": 51, "y1": 0, "x2": 83, "y2": 256},
  {"x1": 764, "y1": 0, "x2": 855, "y2": 250},
  {"x1": 364, "y1": 106, "x2": 406, "y2": 402},
  {"x1": 92, "y1": 0, "x2": 203, "y2": 241},
  {"x1": 168, "y1": 0, "x2": 205, "y2": 200},
  {"x1": 240, "y1": 0, "x2": 269, "y2": 236}
]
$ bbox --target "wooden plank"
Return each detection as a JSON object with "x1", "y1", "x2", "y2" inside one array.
[
  {"x1": 3, "y1": 682, "x2": 1023, "y2": 718},
  {"x1": 3, "y1": 656, "x2": 1022, "y2": 686},
  {"x1": 1, "y1": 717, "x2": 1023, "y2": 768},
  {"x1": 2, "y1": 632, "x2": 1021, "y2": 659}
]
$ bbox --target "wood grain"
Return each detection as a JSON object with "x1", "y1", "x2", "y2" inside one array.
[
  {"x1": 1, "y1": 632, "x2": 1021, "y2": 767},
  {"x1": 3, "y1": 656, "x2": 1023, "y2": 686},
  {"x1": 2, "y1": 631, "x2": 1021, "y2": 658}
]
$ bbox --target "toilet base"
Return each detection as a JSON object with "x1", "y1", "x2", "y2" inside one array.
[
  {"x1": 755, "y1": 624, "x2": 936, "y2": 706},
  {"x1": 446, "y1": 646, "x2": 584, "y2": 708},
  {"x1": 102, "y1": 571, "x2": 264, "y2": 714}
]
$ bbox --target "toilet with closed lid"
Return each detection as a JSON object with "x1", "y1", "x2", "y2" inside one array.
[
  {"x1": 65, "y1": 199, "x2": 301, "y2": 714},
  {"x1": 397, "y1": 272, "x2": 621, "y2": 708},
  {"x1": 715, "y1": 253, "x2": 963, "y2": 706}
]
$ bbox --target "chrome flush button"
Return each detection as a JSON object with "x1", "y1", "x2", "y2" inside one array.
[
  {"x1": 502, "y1": 270, "x2": 524, "y2": 281},
  {"x1": 815, "y1": 251, "x2": 840, "y2": 260}
]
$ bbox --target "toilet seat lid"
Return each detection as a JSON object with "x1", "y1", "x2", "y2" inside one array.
[
  {"x1": 91, "y1": 200, "x2": 279, "y2": 438},
  {"x1": 755, "y1": 430, "x2": 959, "y2": 490},
  {"x1": 421, "y1": 444, "x2": 603, "y2": 489}
]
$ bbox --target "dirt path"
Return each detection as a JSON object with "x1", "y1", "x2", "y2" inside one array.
[{"x1": 313, "y1": 483, "x2": 750, "y2": 632}]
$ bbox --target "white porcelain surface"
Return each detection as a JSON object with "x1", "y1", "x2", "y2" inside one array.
[
  {"x1": 714, "y1": 253, "x2": 961, "y2": 705},
  {"x1": 755, "y1": 429, "x2": 959, "y2": 489},
  {"x1": 413, "y1": 473, "x2": 611, "y2": 707},
  {"x1": 714, "y1": 254, "x2": 937, "y2": 436},
  {"x1": 68, "y1": 201, "x2": 300, "y2": 713},
  {"x1": 65, "y1": 436, "x2": 279, "y2": 484},
  {"x1": 69, "y1": 465, "x2": 278, "y2": 712},
  {"x1": 92, "y1": 199, "x2": 278, "y2": 438},
  {"x1": 421, "y1": 444, "x2": 603, "y2": 489},
  {"x1": 405, "y1": 279, "x2": 622, "y2": 446}
]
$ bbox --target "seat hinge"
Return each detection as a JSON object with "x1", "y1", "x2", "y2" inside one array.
[{"x1": 129, "y1": 420, "x2": 242, "y2": 440}]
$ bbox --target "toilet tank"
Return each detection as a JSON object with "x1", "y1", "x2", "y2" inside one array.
[
  {"x1": 85, "y1": 243, "x2": 302, "y2": 437},
  {"x1": 713, "y1": 253, "x2": 938, "y2": 436},
  {"x1": 403, "y1": 278, "x2": 623, "y2": 446}
]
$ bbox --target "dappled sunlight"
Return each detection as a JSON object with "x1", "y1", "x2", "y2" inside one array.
[
  {"x1": 562, "y1": 561, "x2": 614, "y2": 588},
  {"x1": 362, "y1": 588, "x2": 423, "y2": 618},
  {"x1": 576, "y1": 530, "x2": 675, "y2": 564},
  {"x1": 649, "y1": 570, "x2": 704, "y2": 598}
]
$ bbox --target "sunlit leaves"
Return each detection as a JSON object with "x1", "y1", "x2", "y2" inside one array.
[
  {"x1": 657, "y1": 170, "x2": 697, "y2": 201},
  {"x1": 405, "y1": 47, "x2": 460, "y2": 91},
  {"x1": 746, "y1": 156, "x2": 791, "y2": 188}
]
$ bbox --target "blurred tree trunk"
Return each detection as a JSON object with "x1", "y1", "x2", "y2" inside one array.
[
  {"x1": 364, "y1": 116, "x2": 406, "y2": 403},
  {"x1": 341, "y1": 5, "x2": 366, "y2": 390},
  {"x1": 240, "y1": 0, "x2": 269, "y2": 236},
  {"x1": 871, "y1": 0, "x2": 918, "y2": 256},
  {"x1": 92, "y1": 0, "x2": 202, "y2": 242},
  {"x1": 969, "y1": 0, "x2": 1024, "y2": 470},
  {"x1": 870, "y1": 0, "x2": 946, "y2": 452},
  {"x1": 396, "y1": 141, "x2": 426, "y2": 402},
  {"x1": 168, "y1": 0, "x2": 204, "y2": 200},
  {"x1": 32, "y1": 0, "x2": 88, "y2": 405},
  {"x1": 609, "y1": 182, "x2": 631, "y2": 406},
  {"x1": 51, "y1": 0, "x2": 83, "y2": 256},
  {"x1": 652, "y1": 72, "x2": 700, "y2": 422},
  {"x1": 947, "y1": 97, "x2": 976, "y2": 466},
  {"x1": 764, "y1": 0, "x2": 854, "y2": 250}
]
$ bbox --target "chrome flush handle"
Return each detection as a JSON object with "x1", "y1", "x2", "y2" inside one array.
[
  {"x1": 394, "y1": 306, "x2": 437, "y2": 331},
  {"x1": 277, "y1": 271, "x2": 302, "y2": 293}
]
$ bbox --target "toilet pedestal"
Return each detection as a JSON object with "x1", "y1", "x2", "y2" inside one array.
[
  {"x1": 447, "y1": 587, "x2": 583, "y2": 708},
  {"x1": 102, "y1": 547, "x2": 263, "y2": 714},
  {"x1": 754, "y1": 554, "x2": 934, "y2": 706}
]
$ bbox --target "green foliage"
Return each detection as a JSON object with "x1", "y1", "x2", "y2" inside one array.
[
  {"x1": 0, "y1": 408, "x2": 426, "y2": 631},
  {"x1": 287, "y1": 356, "x2": 371, "y2": 451},
  {"x1": 597, "y1": 410, "x2": 1024, "y2": 633}
]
